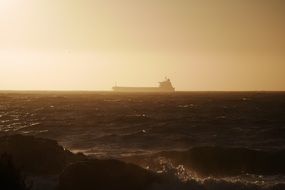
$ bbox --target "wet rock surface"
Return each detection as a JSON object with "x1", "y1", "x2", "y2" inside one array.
[
  {"x1": 0, "y1": 135, "x2": 85, "y2": 175},
  {"x1": 58, "y1": 160, "x2": 161, "y2": 190}
]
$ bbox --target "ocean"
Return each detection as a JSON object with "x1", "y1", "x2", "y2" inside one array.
[{"x1": 1, "y1": 91, "x2": 285, "y2": 189}]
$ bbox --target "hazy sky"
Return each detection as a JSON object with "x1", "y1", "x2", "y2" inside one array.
[{"x1": 1, "y1": 0, "x2": 285, "y2": 91}]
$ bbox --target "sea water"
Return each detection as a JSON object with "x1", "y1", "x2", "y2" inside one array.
[{"x1": 1, "y1": 91, "x2": 285, "y2": 189}]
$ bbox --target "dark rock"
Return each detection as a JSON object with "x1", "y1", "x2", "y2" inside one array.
[
  {"x1": 0, "y1": 153, "x2": 29, "y2": 190},
  {"x1": 58, "y1": 159, "x2": 161, "y2": 190},
  {"x1": 0, "y1": 135, "x2": 85, "y2": 175}
]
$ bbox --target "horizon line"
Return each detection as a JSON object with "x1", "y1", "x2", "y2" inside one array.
[{"x1": 0, "y1": 90, "x2": 285, "y2": 93}]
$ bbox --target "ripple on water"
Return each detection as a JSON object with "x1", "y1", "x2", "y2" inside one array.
[
  {"x1": 1, "y1": 120, "x2": 10, "y2": 123},
  {"x1": 30, "y1": 122, "x2": 41, "y2": 127}
]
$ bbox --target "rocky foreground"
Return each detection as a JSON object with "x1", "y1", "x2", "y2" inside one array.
[
  {"x1": 0, "y1": 135, "x2": 165, "y2": 190},
  {"x1": 0, "y1": 135, "x2": 284, "y2": 190}
]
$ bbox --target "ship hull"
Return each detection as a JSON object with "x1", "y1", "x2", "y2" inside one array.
[{"x1": 112, "y1": 87, "x2": 175, "y2": 92}]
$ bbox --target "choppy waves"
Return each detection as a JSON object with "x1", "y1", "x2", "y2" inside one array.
[
  {"x1": 122, "y1": 147, "x2": 285, "y2": 189},
  {"x1": 157, "y1": 147, "x2": 285, "y2": 176},
  {"x1": 1, "y1": 92, "x2": 285, "y2": 189}
]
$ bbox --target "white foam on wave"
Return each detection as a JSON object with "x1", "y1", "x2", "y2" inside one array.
[{"x1": 142, "y1": 156, "x2": 285, "y2": 190}]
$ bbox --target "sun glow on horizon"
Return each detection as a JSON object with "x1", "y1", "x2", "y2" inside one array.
[
  {"x1": 1, "y1": 0, "x2": 285, "y2": 91},
  {"x1": 0, "y1": 0, "x2": 22, "y2": 12}
]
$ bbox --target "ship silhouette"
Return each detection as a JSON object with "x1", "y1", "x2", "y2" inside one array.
[{"x1": 112, "y1": 78, "x2": 175, "y2": 92}]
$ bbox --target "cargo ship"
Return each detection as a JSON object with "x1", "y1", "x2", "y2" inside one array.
[{"x1": 112, "y1": 78, "x2": 175, "y2": 92}]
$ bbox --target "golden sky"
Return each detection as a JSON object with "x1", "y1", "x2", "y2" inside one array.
[{"x1": 1, "y1": 0, "x2": 285, "y2": 91}]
